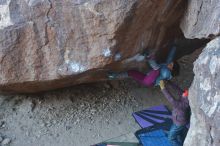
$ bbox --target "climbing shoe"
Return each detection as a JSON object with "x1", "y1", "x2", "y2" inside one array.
[{"x1": 107, "y1": 72, "x2": 128, "y2": 80}]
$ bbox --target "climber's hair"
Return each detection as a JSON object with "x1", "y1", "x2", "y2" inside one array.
[{"x1": 171, "y1": 61, "x2": 180, "y2": 77}]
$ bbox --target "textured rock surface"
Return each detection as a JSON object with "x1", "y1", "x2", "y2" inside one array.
[
  {"x1": 0, "y1": 0, "x2": 185, "y2": 93},
  {"x1": 181, "y1": 0, "x2": 220, "y2": 38},
  {"x1": 184, "y1": 37, "x2": 220, "y2": 146}
]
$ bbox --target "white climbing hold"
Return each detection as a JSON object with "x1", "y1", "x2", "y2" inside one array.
[{"x1": 103, "y1": 48, "x2": 111, "y2": 57}]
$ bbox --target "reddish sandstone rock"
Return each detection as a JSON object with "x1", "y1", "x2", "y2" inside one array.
[{"x1": 0, "y1": 0, "x2": 185, "y2": 93}]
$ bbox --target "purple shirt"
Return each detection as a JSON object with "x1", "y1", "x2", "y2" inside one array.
[{"x1": 161, "y1": 81, "x2": 190, "y2": 126}]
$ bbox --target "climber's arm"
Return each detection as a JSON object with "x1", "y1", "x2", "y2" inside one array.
[
  {"x1": 159, "y1": 80, "x2": 177, "y2": 106},
  {"x1": 166, "y1": 46, "x2": 176, "y2": 64}
]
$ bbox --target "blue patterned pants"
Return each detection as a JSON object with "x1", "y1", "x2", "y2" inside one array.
[{"x1": 168, "y1": 124, "x2": 188, "y2": 146}]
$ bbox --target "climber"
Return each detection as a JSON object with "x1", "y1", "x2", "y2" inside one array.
[
  {"x1": 159, "y1": 80, "x2": 190, "y2": 146},
  {"x1": 108, "y1": 46, "x2": 180, "y2": 87}
]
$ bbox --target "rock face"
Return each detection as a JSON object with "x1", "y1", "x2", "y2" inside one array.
[
  {"x1": 184, "y1": 37, "x2": 220, "y2": 146},
  {"x1": 181, "y1": 1, "x2": 220, "y2": 145},
  {"x1": 0, "y1": 0, "x2": 185, "y2": 93},
  {"x1": 181, "y1": 0, "x2": 220, "y2": 39}
]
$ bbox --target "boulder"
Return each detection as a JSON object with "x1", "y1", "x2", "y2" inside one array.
[
  {"x1": 184, "y1": 37, "x2": 220, "y2": 146},
  {"x1": 181, "y1": 0, "x2": 220, "y2": 39},
  {"x1": 0, "y1": 0, "x2": 185, "y2": 93}
]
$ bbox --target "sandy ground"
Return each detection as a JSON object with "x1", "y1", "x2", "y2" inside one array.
[{"x1": 0, "y1": 49, "x2": 201, "y2": 146}]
